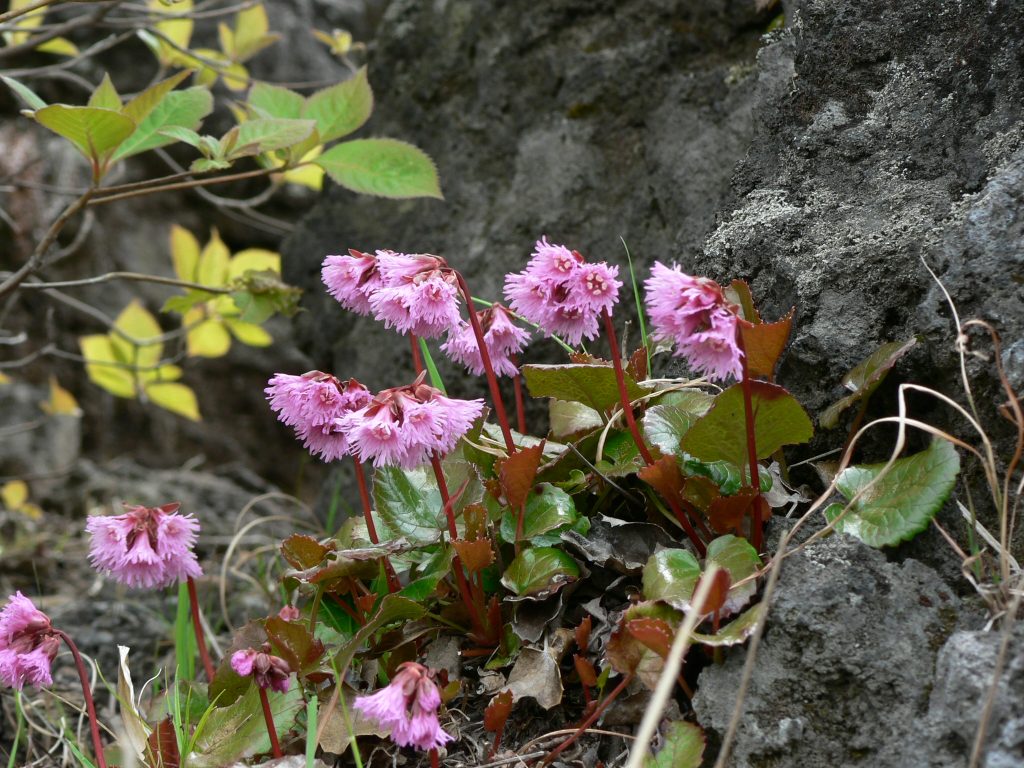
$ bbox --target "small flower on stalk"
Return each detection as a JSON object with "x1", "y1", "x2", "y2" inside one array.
[
  {"x1": 277, "y1": 605, "x2": 301, "y2": 622},
  {"x1": 644, "y1": 262, "x2": 743, "y2": 382},
  {"x1": 0, "y1": 592, "x2": 60, "y2": 689},
  {"x1": 342, "y1": 374, "x2": 484, "y2": 469},
  {"x1": 86, "y1": 503, "x2": 202, "y2": 590},
  {"x1": 504, "y1": 237, "x2": 621, "y2": 345},
  {"x1": 321, "y1": 249, "x2": 384, "y2": 315},
  {"x1": 266, "y1": 372, "x2": 373, "y2": 462},
  {"x1": 369, "y1": 253, "x2": 462, "y2": 339},
  {"x1": 231, "y1": 643, "x2": 291, "y2": 693},
  {"x1": 441, "y1": 304, "x2": 530, "y2": 377},
  {"x1": 354, "y1": 661, "x2": 453, "y2": 751}
]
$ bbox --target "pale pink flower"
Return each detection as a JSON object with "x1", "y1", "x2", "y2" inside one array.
[
  {"x1": 354, "y1": 661, "x2": 453, "y2": 752},
  {"x1": 441, "y1": 304, "x2": 530, "y2": 377},
  {"x1": 322, "y1": 249, "x2": 382, "y2": 315},
  {"x1": 86, "y1": 503, "x2": 202, "y2": 590},
  {"x1": 644, "y1": 262, "x2": 744, "y2": 382},
  {"x1": 342, "y1": 376, "x2": 484, "y2": 469},
  {"x1": 277, "y1": 605, "x2": 301, "y2": 621},
  {"x1": 231, "y1": 644, "x2": 291, "y2": 692},
  {"x1": 0, "y1": 592, "x2": 60, "y2": 689},
  {"x1": 266, "y1": 373, "x2": 372, "y2": 462},
  {"x1": 504, "y1": 237, "x2": 622, "y2": 346},
  {"x1": 369, "y1": 253, "x2": 462, "y2": 339}
]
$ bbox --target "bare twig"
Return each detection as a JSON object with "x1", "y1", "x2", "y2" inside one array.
[{"x1": 17, "y1": 270, "x2": 231, "y2": 293}]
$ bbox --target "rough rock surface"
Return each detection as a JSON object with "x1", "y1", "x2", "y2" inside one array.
[{"x1": 692, "y1": 533, "x2": 967, "y2": 768}]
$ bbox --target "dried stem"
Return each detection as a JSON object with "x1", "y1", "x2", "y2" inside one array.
[
  {"x1": 186, "y1": 577, "x2": 216, "y2": 682},
  {"x1": 18, "y1": 270, "x2": 232, "y2": 293},
  {"x1": 53, "y1": 629, "x2": 108, "y2": 768},
  {"x1": 540, "y1": 673, "x2": 633, "y2": 766},
  {"x1": 258, "y1": 685, "x2": 283, "y2": 758}
]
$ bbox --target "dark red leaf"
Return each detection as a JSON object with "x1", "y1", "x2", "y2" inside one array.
[
  {"x1": 691, "y1": 568, "x2": 732, "y2": 616},
  {"x1": 452, "y1": 537, "x2": 495, "y2": 573},
  {"x1": 573, "y1": 654, "x2": 598, "y2": 687},
  {"x1": 638, "y1": 455, "x2": 686, "y2": 500},
  {"x1": 146, "y1": 717, "x2": 180, "y2": 768},
  {"x1": 707, "y1": 490, "x2": 757, "y2": 534},
  {"x1": 575, "y1": 615, "x2": 592, "y2": 652},
  {"x1": 497, "y1": 443, "x2": 545, "y2": 509},
  {"x1": 280, "y1": 534, "x2": 332, "y2": 570},
  {"x1": 626, "y1": 617, "x2": 674, "y2": 659},
  {"x1": 265, "y1": 616, "x2": 325, "y2": 676},
  {"x1": 483, "y1": 690, "x2": 514, "y2": 734}
]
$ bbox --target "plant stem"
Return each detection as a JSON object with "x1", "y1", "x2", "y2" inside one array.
[
  {"x1": 87, "y1": 166, "x2": 284, "y2": 206},
  {"x1": 453, "y1": 272, "x2": 516, "y2": 454},
  {"x1": 431, "y1": 749, "x2": 440, "y2": 768},
  {"x1": 430, "y1": 454, "x2": 487, "y2": 637},
  {"x1": 18, "y1": 271, "x2": 232, "y2": 294},
  {"x1": 410, "y1": 334, "x2": 425, "y2": 375},
  {"x1": 603, "y1": 310, "x2": 705, "y2": 555},
  {"x1": 0, "y1": 0, "x2": 67, "y2": 25},
  {"x1": 186, "y1": 577, "x2": 216, "y2": 682},
  {"x1": 540, "y1": 673, "x2": 633, "y2": 766},
  {"x1": 513, "y1": 372, "x2": 527, "y2": 433},
  {"x1": 352, "y1": 458, "x2": 400, "y2": 593},
  {"x1": 53, "y1": 629, "x2": 107, "y2": 768},
  {"x1": 735, "y1": 330, "x2": 763, "y2": 552},
  {"x1": 308, "y1": 584, "x2": 325, "y2": 635},
  {"x1": 258, "y1": 686, "x2": 283, "y2": 758}
]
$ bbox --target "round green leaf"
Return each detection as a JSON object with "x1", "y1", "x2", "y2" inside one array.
[
  {"x1": 642, "y1": 391, "x2": 714, "y2": 456},
  {"x1": 642, "y1": 548, "x2": 701, "y2": 607},
  {"x1": 644, "y1": 721, "x2": 705, "y2": 768},
  {"x1": 501, "y1": 547, "x2": 580, "y2": 597},
  {"x1": 705, "y1": 534, "x2": 761, "y2": 615}
]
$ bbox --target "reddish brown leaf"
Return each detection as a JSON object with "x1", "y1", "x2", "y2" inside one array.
[
  {"x1": 146, "y1": 717, "x2": 180, "y2": 768},
  {"x1": 682, "y1": 475, "x2": 721, "y2": 512},
  {"x1": 691, "y1": 569, "x2": 732, "y2": 616},
  {"x1": 462, "y1": 503, "x2": 489, "y2": 540},
  {"x1": 626, "y1": 617, "x2": 674, "y2": 659},
  {"x1": 483, "y1": 690, "x2": 514, "y2": 733},
  {"x1": 573, "y1": 654, "x2": 598, "y2": 687},
  {"x1": 280, "y1": 533, "x2": 332, "y2": 570},
  {"x1": 708, "y1": 490, "x2": 757, "y2": 534},
  {"x1": 739, "y1": 309, "x2": 794, "y2": 381},
  {"x1": 627, "y1": 347, "x2": 648, "y2": 382},
  {"x1": 575, "y1": 615, "x2": 592, "y2": 652},
  {"x1": 497, "y1": 443, "x2": 545, "y2": 509},
  {"x1": 265, "y1": 616, "x2": 325, "y2": 676},
  {"x1": 452, "y1": 537, "x2": 495, "y2": 573},
  {"x1": 638, "y1": 455, "x2": 685, "y2": 500}
]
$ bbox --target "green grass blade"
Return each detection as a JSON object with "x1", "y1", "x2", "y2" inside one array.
[
  {"x1": 418, "y1": 337, "x2": 447, "y2": 394},
  {"x1": 174, "y1": 583, "x2": 196, "y2": 681},
  {"x1": 306, "y1": 695, "x2": 318, "y2": 768},
  {"x1": 8, "y1": 692, "x2": 25, "y2": 768},
  {"x1": 621, "y1": 237, "x2": 651, "y2": 376}
]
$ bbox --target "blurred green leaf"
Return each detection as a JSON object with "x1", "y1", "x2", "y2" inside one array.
[
  {"x1": 248, "y1": 81, "x2": 304, "y2": 119},
  {"x1": 228, "y1": 117, "x2": 316, "y2": 158},
  {"x1": 303, "y1": 66, "x2": 373, "y2": 143},
  {"x1": 315, "y1": 138, "x2": 442, "y2": 199},
  {"x1": 2, "y1": 76, "x2": 47, "y2": 110},
  {"x1": 35, "y1": 105, "x2": 135, "y2": 167},
  {"x1": 113, "y1": 87, "x2": 214, "y2": 161}
]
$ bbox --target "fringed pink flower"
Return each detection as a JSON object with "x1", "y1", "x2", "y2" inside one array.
[
  {"x1": 342, "y1": 374, "x2": 484, "y2": 469},
  {"x1": 231, "y1": 643, "x2": 291, "y2": 693},
  {"x1": 441, "y1": 304, "x2": 530, "y2": 377},
  {"x1": 369, "y1": 253, "x2": 462, "y2": 339},
  {"x1": 504, "y1": 237, "x2": 621, "y2": 345},
  {"x1": 321, "y1": 249, "x2": 383, "y2": 315},
  {"x1": 644, "y1": 262, "x2": 744, "y2": 381},
  {"x1": 354, "y1": 661, "x2": 453, "y2": 752},
  {"x1": 0, "y1": 592, "x2": 60, "y2": 690},
  {"x1": 266, "y1": 372, "x2": 373, "y2": 462},
  {"x1": 86, "y1": 503, "x2": 202, "y2": 590}
]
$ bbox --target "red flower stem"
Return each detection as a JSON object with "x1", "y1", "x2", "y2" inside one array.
[
  {"x1": 540, "y1": 673, "x2": 633, "y2": 766},
  {"x1": 258, "y1": 685, "x2": 283, "y2": 758},
  {"x1": 735, "y1": 330, "x2": 763, "y2": 552},
  {"x1": 330, "y1": 594, "x2": 365, "y2": 626},
  {"x1": 352, "y1": 458, "x2": 401, "y2": 593},
  {"x1": 602, "y1": 310, "x2": 705, "y2": 556},
  {"x1": 430, "y1": 454, "x2": 487, "y2": 637},
  {"x1": 54, "y1": 629, "x2": 108, "y2": 768},
  {"x1": 513, "y1": 371, "x2": 527, "y2": 433},
  {"x1": 186, "y1": 577, "x2": 216, "y2": 682},
  {"x1": 431, "y1": 748, "x2": 440, "y2": 768},
  {"x1": 453, "y1": 271, "x2": 516, "y2": 454},
  {"x1": 410, "y1": 334, "x2": 424, "y2": 375}
]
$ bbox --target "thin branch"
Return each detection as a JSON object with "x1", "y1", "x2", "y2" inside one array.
[
  {"x1": 0, "y1": 1, "x2": 120, "y2": 60},
  {"x1": 17, "y1": 271, "x2": 231, "y2": 293},
  {"x1": 4, "y1": 30, "x2": 134, "y2": 77},
  {"x1": 0, "y1": 0, "x2": 70, "y2": 26},
  {"x1": 88, "y1": 166, "x2": 285, "y2": 205}
]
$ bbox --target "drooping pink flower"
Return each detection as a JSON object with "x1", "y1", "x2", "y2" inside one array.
[
  {"x1": 277, "y1": 605, "x2": 301, "y2": 622},
  {"x1": 369, "y1": 253, "x2": 462, "y2": 339},
  {"x1": 231, "y1": 643, "x2": 291, "y2": 692},
  {"x1": 644, "y1": 262, "x2": 744, "y2": 382},
  {"x1": 354, "y1": 661, "x2": 453, "y2": 752},
  {"x1": 441, "y1": 304, "x2": 530, "y2": 377},
  {"x1": 0, "y1": 592, "x2": 60, "y2": 690},
  {"x1": 342, "y1": 375, "x2": 484, "y2": 469},
  {"x1": 504, "y1": 237, "x2": 621, "y2": 346},
  {"x1": 86, "y1": 503, "x2": 202, "y2": 590},
  {"x1": 266, "y1": 372, "x2": 373, "y2": 462},
  {"x1": 321, "y1": 249, "x2": 384, "y2": 315}
]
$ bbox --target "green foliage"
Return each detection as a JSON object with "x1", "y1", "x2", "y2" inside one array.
[
  {"x1": 314, "y1": 138, "x2": 443, "y2": 199},
  {"x1": 523, "y1": 363, "x2": 646, "y2": 414},
  {"x1": 644, "y1": 721, "x2": 705, "y2": 768},
  {"x1": 820, "y1": 338, "x2": 917, "y2": 428},
  {"x1": 500, "y1": 547, "x2": 580, "y2": 597}
]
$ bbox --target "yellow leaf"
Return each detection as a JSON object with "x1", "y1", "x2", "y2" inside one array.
[
  {"x1": 228, "y1": 248, "x2": 280, "y2": 279},
  {"x1": 282, "y1": 163, "x2": 324, "y2": 190},
  {"x1": 186, "y1": 316, "x2": 232, "y2": 358},
  {"x1": 197, "y1": 229, "x2": 230, "y2": 286},
  {"x1": 80, "y1": 334, "x2": 136, "y2": 398},
  {"x1": 112, "y1": 300, "x2": 164, "y2": 369},
  {"x1": 211, "y1": 294, "x2": 238, "y2": 315},
  {"x1": 3, "y1": 0, "x2": 45, "y2": 45},
  {"x1": 0, "y1": 371, "x2": 10, "y2": 385},
  {"x1": 221, "y1": 62, "x2": 250, "y2": 92},
  {"x1": 150, "y1": 0, "x2": 194, "y2": 60},
  {"x1": 170, "y1": 224, "x2": 200, "y2": 282},
  {"x1": 1, "y1": 480, "x2": 28, "y2": 510},
  {"x1": 154, "y1": 364, "x2": 183, "y2": 381},
  {"x1": 35, "y1": 37, "x2": 80, "y2": 56},
  {"x1": 19, "y1": 502, "x2": 43, "y2": 520},
  {"x1": 217, "y1": 21, "x2": 235, "y2": 58},
  {"x1": 232, "y1": 4, "x2": 279, "y2": 61},
  {"x1": 145, "y1": 382, "x2": 201, "y2": 421},
  {"x1": 40, "y1": 376, "x2": 82, "y2": 416},
  {"x1": 224, "y1": 319, "x2": 272, "y2": 347}
]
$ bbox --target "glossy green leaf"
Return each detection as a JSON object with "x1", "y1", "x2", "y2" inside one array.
[
  {"x1": 112, "y1": 87, "x2": 213, "y2": 161},
  {"x1": 187, "y1": 683, "x2": 302, "y2": 767},
  {"x1": 499, "y1": 483, "x2": 578, "y2": 544},
  {"x1": 302, "y1": 66, "x2": 373, "y2": 142},
  {"x1": 690, "y1": 603, "x2": 766, "y2": 646},
  {"x1": 548, "y1": 399, "x2": 602, "y2": 440},
  {"x1": 642, "y1": 549, "x2": 700, "y2": 607},
  {"x1": 372, "y1": 466, "x2": 446, "y2": 545},
  {"x1": 644, "y1": 721, "x2": 705, "y2": 768},
  {"x1": 333, "y1": 595, "x2": 428, "y2": 673},
  {"x1": 501, "y1": 547, "x2": 580, "y2": 597},
  {"x1": 705, "y1": 534, "x2": 761, "y2": 615},
  {"x1": 522, "y1": 364, "x2": 645, "y2": 414},
  {"x1": 642, "y1": 390, "x2": 714, "y2": 456},
  {"x1": 680, "y1": 381, "x2": 813, "y2": 477},
  {"x1": 826, "y1": 439, "x2": 960, "y2": 547},
  {"x1": 35, "y1": 105, "x2": 135, "y2": 164},
  {"x1": 315, "y1": 138, "x2": 442, "y2": 199},
  {"x1": 820, "y1": 338, "x2": 917, "y2": 428}
]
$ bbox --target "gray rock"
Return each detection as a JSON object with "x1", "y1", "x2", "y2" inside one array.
[{"x1": 692, "y1": 533, "x2": 964, "y2": 768}]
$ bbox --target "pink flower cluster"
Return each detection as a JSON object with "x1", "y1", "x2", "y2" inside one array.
[
  {"x1": 86, "y1": 503, "x2": 202, "y2": 590},
  {"x1": 322, "y1": 250, "x2": 461, "y2": 339},
  {"x1": 441, "y1": 304, "x2": 529, "y2": 377},
  {"x1": 231, "y1": 644, "x2": 291, "y2": 692},
  {"x1": 644, "y1": 262, "x2": 744, "y2": 382},
  {"x1": 266, "y1": 372, "x2": 372, "y2": 462},
  {"x1": 504, "y1": 237, "x2": 621, "y2": 346},
  {"x1": 354, "y1": 661, "x2": 453, "y2": 752},
  {"x1": 0, "y1": 592, "x2": 59, "y2": 689}
]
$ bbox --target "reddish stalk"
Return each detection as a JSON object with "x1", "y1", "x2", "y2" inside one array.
[
  {"x1": 410, "y1": 334, "x2": 425, "y2": 375},
  {"x1": 540, "y1": 673, "x2": 633, "y2": 766},
  {"x1": 430, "y1": 454, "x2": 487, "y2": 637},
  {"x1": 453, "y1": 271, "x2": 516, "y2": 454},
  {"x1": 352, "y1": 458, "x2": 401, "y2": 593},
  {"x1": 513, "y1": 370, "x2": 527, "y2": 433},
  {"x1": 735, "y1": 330, "x2": 763, "y2": 552},
  {"x1": 186, "y1": 577, "x2": 216, "y2": 682},
  {"x1": 430, "y1": 748, "x2": 440, "y2": 768},
  {"x1": 258, "y1": 686, "x2": 283, "y2": 758},
  {"x1": 603, "y1": 310, "x2": 705, "y2": 556},
  {"x1": 330, "y1": 594, "x2": 366, "y2": 626},
  {"x1": 54, "y1": 629, "x2": 108, "y2": 768}
]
